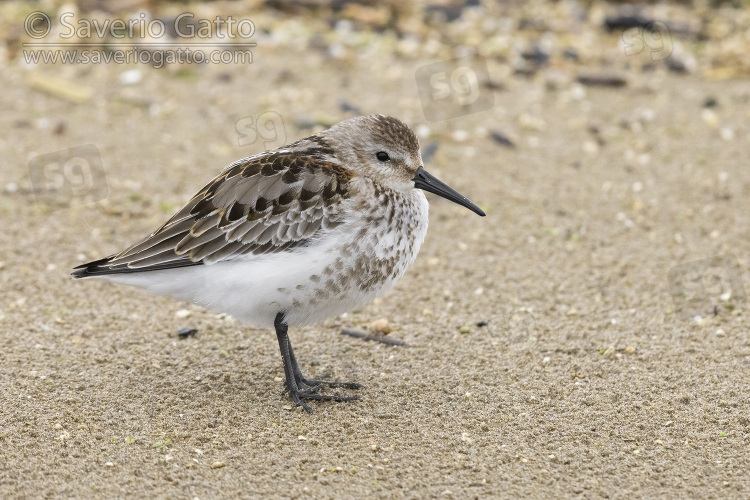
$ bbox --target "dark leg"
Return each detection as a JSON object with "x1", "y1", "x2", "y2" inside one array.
[{"x1": 274, "y1": 313, "x2": 360, "y2": 413}]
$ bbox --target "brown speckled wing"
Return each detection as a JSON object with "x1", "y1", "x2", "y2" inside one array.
[{"x1": 83, "y1": 152, "x2": 356, "y2": 275}]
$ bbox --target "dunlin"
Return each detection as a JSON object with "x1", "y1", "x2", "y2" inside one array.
[{"x1": 73, "y1": 115, "x2": 485, "y2": 412}]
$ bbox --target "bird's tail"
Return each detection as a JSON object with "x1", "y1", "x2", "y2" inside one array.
[
  {"x1": 71, "y1": 256, "x2": 117, "y2": 279},
  {"x1": 71, "y1": 255, "x2": 200, "y2": 279}
]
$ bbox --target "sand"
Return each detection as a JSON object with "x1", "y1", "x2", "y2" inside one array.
[{"x1": 1, "y1": 6, "x2": 749, "y2": 498}]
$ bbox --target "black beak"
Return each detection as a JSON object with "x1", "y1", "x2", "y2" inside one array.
[{"x1": 413, "y1": 166, "x2": 486, "y2": 216}]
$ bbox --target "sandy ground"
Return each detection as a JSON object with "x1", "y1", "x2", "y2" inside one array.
[{"x1": 2, "y1": 11, "x2": 750, "y2": 499}]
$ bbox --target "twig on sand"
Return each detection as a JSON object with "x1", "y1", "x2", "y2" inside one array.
[{"x1": 341, "y1": 327, "x2": 406, "y2": 346}]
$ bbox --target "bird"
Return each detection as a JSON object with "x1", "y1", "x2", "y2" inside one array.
[{"x1": 72, "y1": 114, "x2": 485, "y2": 412}]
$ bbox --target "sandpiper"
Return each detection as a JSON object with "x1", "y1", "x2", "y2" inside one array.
[{"x1": 72, "y1": 114, "x2": 485, "y2": 412}]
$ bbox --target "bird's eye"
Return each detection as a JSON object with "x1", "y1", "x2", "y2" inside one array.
[{"x1": 376, "y1": 152, "x2": 390, "y2": 162}]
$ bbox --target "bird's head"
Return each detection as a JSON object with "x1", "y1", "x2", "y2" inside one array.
[{"x1": 320, "y1": 114, "x2": 485, "y2": 216}]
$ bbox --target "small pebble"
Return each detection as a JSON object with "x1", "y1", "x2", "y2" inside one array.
[
  {"x1": 415, "y1": 124, "x2": 431, "y2": 138},
  {"x1": 570, "y1": 84, "x2": 586, "y2": 100},
  {"x1": 177, "y1": 327, "x2": 198, "y2": 338},
  {"x1": 518, "y1": 113, "x2": 546, "y2": 131},
  {"x1": 421, "y1": 143, "x2": 439, "y2": 163},
  {"x1": 521, "y1": 46, "x2": 549, "y2": 65},
  {"x1": 338, "y1": 99, "x2": 361, "y2": 114},
  {"x1": 582, "y1": 141, "x2": 599, "y2": 154},
  {"x1": 452, "y1": 130, "x2": 468, "y2": 142},
  {"x1": 703, "y1": 96, "x2": 718, "y2": 108},
  {"x1": 563, "y1": 47, "x2": 578, "y2": 60},
  {"x1": 53, "y1": 121, "x2": 67, "y2": 135},
  {"x1": 490, "y1": 130, "x2": 516, "y2": 148},
  {"x1": 576, "y1": 73, "x2": 627, "y2": 87},
  {"x1": 701, "y1": 109, "x2": 719, "y2": 128},
  {"x1": 120, "y1": 69, "x2": 142, "y2": 85},
  {"x1": 175, "y1": 309, "x2": 191, "y2": 319},
  {"x1": 369, "y1": 318, "x2": 392, "y2": 334},
  {"x1": 604, "y1": 14, "x2": 653, "y2": 31}
]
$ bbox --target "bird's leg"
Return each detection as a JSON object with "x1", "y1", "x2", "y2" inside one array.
[
  {"x1": 288, "y1": 342, "x2": 363, "y2": 391},
  {"x1": 274, "y1": 313, "x2": 359, "y2": 413},
  {"x1": 274, "y1": 313, "x2": 309, "y2": 411}
]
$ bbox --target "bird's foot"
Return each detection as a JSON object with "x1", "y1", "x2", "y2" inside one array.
[
  {"x1": 297, "y1": 373, "x2": 363, "y2": 392},
  {"x1": 286, "y1": 374, "x2": 362, "y2": 412},
  {"x1": 274, "y1": 313, "x2": 362, "y2": 413},
  {"x1": 287, "y1": 385, "x2": 359, "y2": 413}
]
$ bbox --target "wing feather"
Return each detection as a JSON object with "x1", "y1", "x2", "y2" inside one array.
[
  {"x1": 127, "y1": 249, "x2": 186, "y2": 269},
  {"x1": 76, "y1": 151, "x2": 356, "y2": 276}
]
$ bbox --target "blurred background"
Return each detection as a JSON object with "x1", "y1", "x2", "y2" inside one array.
[
  {"x1": 2, "y1": 1, "x2": 750, "y2": 498},
  {"x1": 2, "y1": 0, "x2": 749, "y2": 214}
]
